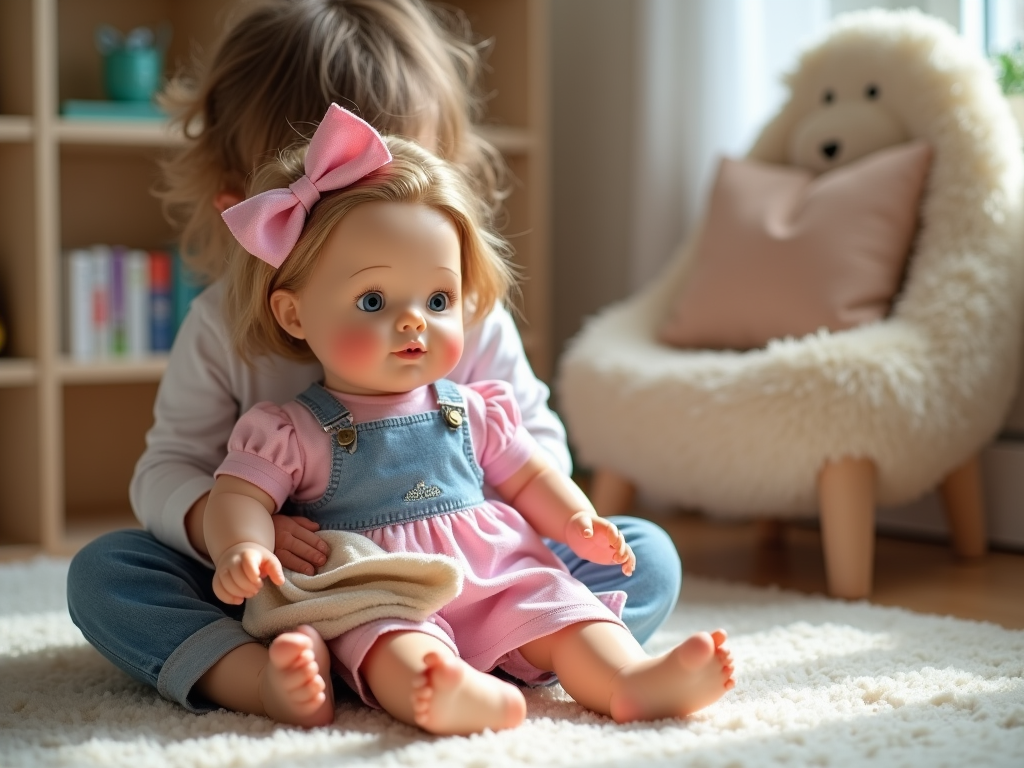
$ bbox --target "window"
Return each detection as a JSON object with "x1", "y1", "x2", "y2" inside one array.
[{"x1": 987, "y1": 0, "x2": 1024, "y2": 52}]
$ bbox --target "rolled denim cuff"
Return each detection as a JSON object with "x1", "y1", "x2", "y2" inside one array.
[{"x1": 157, "y1": 617, "x2": 259, "y2": 713}]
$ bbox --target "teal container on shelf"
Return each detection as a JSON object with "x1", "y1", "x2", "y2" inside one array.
[
  {"x1": 95, "y1": 23, "x2": 171, "y2": 103},
  {"x1": 103, "y1": 47, "x2": 163, "y2": 102}
]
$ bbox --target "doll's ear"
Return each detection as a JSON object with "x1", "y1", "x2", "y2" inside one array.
[{"x1": 270, "y1": 289, "x2": 306, "y2": 339}]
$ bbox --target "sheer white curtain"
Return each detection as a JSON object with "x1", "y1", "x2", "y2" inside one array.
[
  {"x1": 550, "y1": 0, "x2": 827, "y2": 360},
  {"x1": 627, "y1": 0, "x2": 829, "y2": 289}
]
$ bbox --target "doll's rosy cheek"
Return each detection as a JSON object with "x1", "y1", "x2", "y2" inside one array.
[
  {"x1": 441, "y1": 335, "x2": 464, "y2": 369},
  {"x1": 331, "y1": 327, "x2": 378, "y2": 368}
]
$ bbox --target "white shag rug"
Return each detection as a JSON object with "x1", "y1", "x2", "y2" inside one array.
[{"x1": 2, "y1": 558, "x2": 1022, "y2": 767}]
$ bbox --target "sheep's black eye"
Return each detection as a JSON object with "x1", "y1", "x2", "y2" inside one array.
[
  {"x1": 822, "y1": 89, "x2": 834, "y2": 104},
  {"x1": 865, "y1": 83, "x2": 880, "y2": 99}
]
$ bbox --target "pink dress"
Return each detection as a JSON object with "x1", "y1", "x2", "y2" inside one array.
[{"x1": 216, "y1": 380, "x2": 625, "y2": 706}]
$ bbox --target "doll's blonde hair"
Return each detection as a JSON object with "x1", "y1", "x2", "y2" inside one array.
[
  {"x1": 225, "y1": 135, "x2": 517, "y2": 364},
  {"x1": 156, "y1": 0, "x2": 507, "y2": 282}
]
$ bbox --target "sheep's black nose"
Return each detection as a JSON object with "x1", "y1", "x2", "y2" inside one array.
[{"x1": 821, "y1": 141, "x2": 841, "y2": 159}]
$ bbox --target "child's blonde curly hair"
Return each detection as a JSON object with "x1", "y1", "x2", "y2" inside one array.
[
  {"x1": 157, "y1": 0, "x2": 507, "y2": 282},
  {"x1": 225, "y1": 135, "x2": 517, "y2": 365}
]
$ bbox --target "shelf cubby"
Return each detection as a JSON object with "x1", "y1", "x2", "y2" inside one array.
[
  {"x1": 1, "y1": 0, "x2": 550, "y2": 555},
  {"x1": 0, "y1": 387, "x2": 42, "y2": 550},
  {"x1": 0, "y1": 0, "x2": 34, "y2": 118}
]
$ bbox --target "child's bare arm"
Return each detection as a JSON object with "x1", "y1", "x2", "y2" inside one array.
[
  {"x1": 495, "y1": 453, "x2": 635, "y2": 575},
  {"x1": 204, "y1": 474, "x2": 284, "y2": 604}
]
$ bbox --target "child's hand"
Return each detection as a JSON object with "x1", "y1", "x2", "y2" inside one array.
[
  {"x1": 212, "y1": 542, "x2": 284, "y2": 605},
  {"x1": 273, "y1": 515, "x2": 331, "y2": 576},
  {"x1": 564, "y1": 512, "x2": 635, "y2": 576}
]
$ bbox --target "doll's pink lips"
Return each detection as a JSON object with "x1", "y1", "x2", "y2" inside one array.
[{"x1": 394, "y1": 343, "x2": 426, "y2": 359}]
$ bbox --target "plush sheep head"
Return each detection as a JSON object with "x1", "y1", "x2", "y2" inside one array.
[
  {"x1": 786, "y1": 76, "x2": 909, "y2": 172},
  {"x1": 747, "y1": 10, "x2": 998, "y2": 174}
]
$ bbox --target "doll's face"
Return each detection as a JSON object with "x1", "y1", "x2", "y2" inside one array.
[{"x1": 273, "y1": 201, "x2": 464, "y2": 395}]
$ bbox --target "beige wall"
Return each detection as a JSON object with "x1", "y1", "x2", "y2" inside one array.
[{"x1": 549, "y1": 0, "x2": 639, "y2": 387}]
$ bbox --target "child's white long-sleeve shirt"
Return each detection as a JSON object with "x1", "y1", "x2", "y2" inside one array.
[{"x1": 129, "y1": 279, "x2": 570, "y2": 564}]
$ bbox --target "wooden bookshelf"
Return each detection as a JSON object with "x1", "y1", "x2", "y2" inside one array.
[{"x1": 0, "y1": 0, "x2": 551, "y2": 557}]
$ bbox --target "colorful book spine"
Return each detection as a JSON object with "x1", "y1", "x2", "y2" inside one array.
[
  {"x1": 125, "y1": 249, "x2": 151, "y2": 357},
  {"x1": 62, "y1": 243, "x2": 190, "y2": 358},
  {"x1": 110, "y1": 246, "x2": 128, "y2": 356},
  {"x1": 90, "y1": 245, "x2": 112, "y2": 359},
  {"x1": 64, "y1": 249, "x2": 95, "y2": 360},
  {"x1": 150, "y1": 250, "x2": 174, "y2": 353}
]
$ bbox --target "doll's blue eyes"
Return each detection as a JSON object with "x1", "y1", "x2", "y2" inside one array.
[
  {"x1": 356, "y1": 292, "x2": 449, "y2": 312},
  {"x1": 356, "y1": 292, "x2": 384, "y2": 312}
]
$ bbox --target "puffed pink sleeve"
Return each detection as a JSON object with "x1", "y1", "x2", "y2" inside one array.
[
  {"x1": 463, "y1": 381, "x2": 540, "y2": 487},
  {"x1": 214, "y1": 402, "x2": 307, "y2": 511}
]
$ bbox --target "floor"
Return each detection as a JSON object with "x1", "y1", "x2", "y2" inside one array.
[{"x1": 646, "y1": 509, "x2": 1024, "y2": 629}]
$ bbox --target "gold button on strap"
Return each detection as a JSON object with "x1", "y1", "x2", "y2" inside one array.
[
  {"x1": 336, "y1": 427, "x2": 356, "y2": 446},
  {"x1": 441, "y1": 404, "x2": 463, "y2": 428}
]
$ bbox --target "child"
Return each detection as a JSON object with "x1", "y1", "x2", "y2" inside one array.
[
  {"x1": 66, "y1": 0, "x2": 683, "y2": 723},
  {"x1": 206, "y1": 103, "x2": 734, "y2": 734}
]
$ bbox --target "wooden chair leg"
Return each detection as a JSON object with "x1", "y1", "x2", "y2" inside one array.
[
  {"x1": 588, "y1": 468, "x2": 636, "y2": 517},
  {"x1": 939, "y1": 454, "x2": 987, "y2": 558},
  {"x1": 818, "y1": 457, "x2": 876, "y2": 599}
]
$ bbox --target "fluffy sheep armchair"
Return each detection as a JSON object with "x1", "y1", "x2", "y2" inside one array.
[{"x1": 555, "y1": 10, "x2": 1024, "y2": 599}]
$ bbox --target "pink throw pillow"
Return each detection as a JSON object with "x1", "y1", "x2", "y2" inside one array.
[{"x1": 657, "y1": 141, "x2": 932, "y2": 350}]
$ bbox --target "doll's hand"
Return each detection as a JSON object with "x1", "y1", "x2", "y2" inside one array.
[
  {"x1": 212, "y1": 542, "x2": 284, "y2": 605},
  {"x1": 273, "y1": 515, "x2": 331, "y2": 576},
  {"x1": 564, "y1": 512, "x2": 635, "y2": 576}
]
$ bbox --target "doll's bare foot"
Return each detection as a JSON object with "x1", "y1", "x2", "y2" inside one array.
[
  {"x1": 260, "y1": 624, "x2": 335, "y2": 727},
  {"x1": 410, "y1": 651, "x2": 526, "y2": 735},
  {"x1": 609, "y1": 629, "x2": 735, "y2": 723}
]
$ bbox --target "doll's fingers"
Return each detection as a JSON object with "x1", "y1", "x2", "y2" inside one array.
[
  {"x1": 213, "y1": 573, "x2": 243, "y2": 605},
  {"x1": 240, "y1": 550, "x2": 264, "y2": 584},
  {"x1": 226, "y1": 564, "x2": 260, "y2": 597},
  {"x1": 621, "y1": 548, "x2": 637, "y2": 576},
  {"x1": 263, "y1": 555, "x2": 285, "y2": 586},
  {"x1": 601, "y1": 521, "x2": 619, "y2": 542},
  {"x1": 613, "y1": 533, "x2": 629, "y2": 561}
]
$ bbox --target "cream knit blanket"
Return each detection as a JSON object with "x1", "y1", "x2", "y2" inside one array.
[{"x1": 242, "y1": 530, "x2": 463, "y2": 641}]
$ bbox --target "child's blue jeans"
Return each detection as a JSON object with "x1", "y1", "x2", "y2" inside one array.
[{"x1": 67, "y1": 516, "x2": 682, "y2": 713}]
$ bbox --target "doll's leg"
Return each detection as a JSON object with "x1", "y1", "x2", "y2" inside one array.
[
  {"x1": 362, "y1": 630, "x2": 526, "y2": 735},
  {"x1": 194, "y1": 624, "x2": 335, "y2": 728},
  {"x1": 545, "y1": 516, "x2": 682, "y2": 644},
  {"x1": 519, "y1": 622, "x2": 734, "y2": 722}
]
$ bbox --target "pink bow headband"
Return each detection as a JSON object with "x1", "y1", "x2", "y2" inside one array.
[{"x1": 221, "y1": 103, "x2": 393, "y2": 268}]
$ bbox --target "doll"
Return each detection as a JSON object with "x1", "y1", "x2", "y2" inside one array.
[{"x1": 205, "y1": 104, "x2": 736, "y2": 735}]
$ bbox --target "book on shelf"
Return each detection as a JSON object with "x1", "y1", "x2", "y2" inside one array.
[
  {"x1": 149, "y1": 251, "x2": 173, "y2": 353},
  {"x1": 62, "y1": 245, "x2": 205, "y2": 362},
  {"x1": 64, "y1": 248, "x2": 94, "y2": 361},
  {"x1": 90, "y1": 245, "x2": 112, "y2": 359},
  {"x1": 125, "y1": 249, "x2": 151, "y2": 357}
]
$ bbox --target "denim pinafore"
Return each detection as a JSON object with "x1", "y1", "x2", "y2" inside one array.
[
  {"x1": 284, "y1": 379, "x2": 485, "y2": 530},
  {"x1": 281, "y1": 379, "x2": 627, "y2": 702}
]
